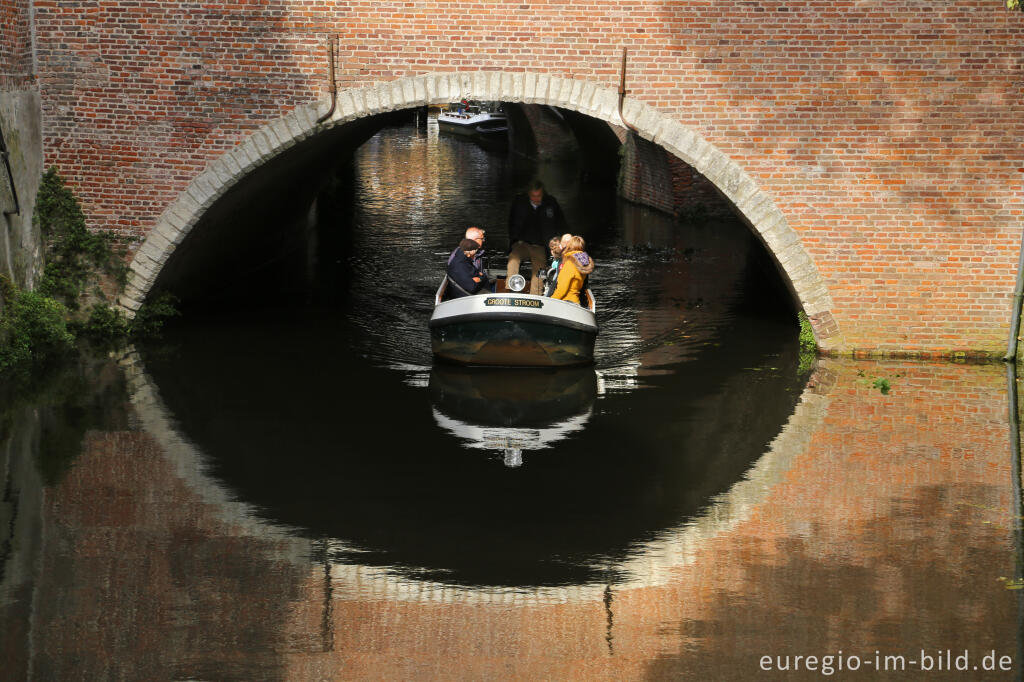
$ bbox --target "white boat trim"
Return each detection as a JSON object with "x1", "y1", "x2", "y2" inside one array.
[{"x1": 431, "y1": 280, "x2": 597, "y2": 332}]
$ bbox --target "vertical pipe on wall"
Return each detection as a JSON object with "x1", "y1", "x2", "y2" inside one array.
[
  {"x1": 617, "y1": 47, "x2": 640, "y2": 135},
  {"x1": 1005, "y1": 362, "x2": 1024, "y2": 678},
  {"x1": 1004, "y1": 227, "x2": 1024, "y2": 361},
  {"x1": 315, "y1": 35, "x2": 337, "y2": 125}
]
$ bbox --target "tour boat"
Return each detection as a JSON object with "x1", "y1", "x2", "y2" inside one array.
[
  {"x1": 437, "y1": 101, "x2": 509, "y2": 139},
  {"x1": 429, "y1": 273, "x2": 597, "y2": 367}
]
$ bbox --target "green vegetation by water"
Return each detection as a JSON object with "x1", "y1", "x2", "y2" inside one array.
[
  {"x1": 0, "y1": 168, "x2": 177, "y2": 373},
  {"x1": 798, "y1": 311, "x2": 817, "y2": 376},
  {"x1": 856, "y1": 368, "x2": 898, "y2": 395},
  {"x1": 35, "y1": 167, "x2": 127, "y2": 309}
]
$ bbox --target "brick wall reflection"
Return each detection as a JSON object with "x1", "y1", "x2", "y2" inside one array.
[
  {"x1": 27, "y1": 431, "x2": 309, "y2": 681},
  {"x1": 283, "y1": 360, "x2": 1017, "y2": 679},
  {"x1": 13, "y1": 359, "x2": 1018, "y2": 679}
]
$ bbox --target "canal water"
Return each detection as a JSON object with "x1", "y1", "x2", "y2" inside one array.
[{"x1": 2, "y1": 120, "x2": 1021, "y2": 679}]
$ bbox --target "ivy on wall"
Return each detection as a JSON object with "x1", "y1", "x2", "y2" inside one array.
[{"x1": 0, "y1": 168, "x2": 177, "y2": 374}]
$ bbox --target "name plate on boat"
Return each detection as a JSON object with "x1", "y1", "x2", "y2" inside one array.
[{"x1": 484, "y1": 297, "x2": 544, "y2": 309}]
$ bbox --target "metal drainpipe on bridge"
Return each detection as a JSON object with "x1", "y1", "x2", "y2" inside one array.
[
  {"x1": 1005, "y1": 360, "x2": 1024, "y2": 672},
  {"x1": 617, "y1": 47, "x2": 640, "y2": 136},
  {"x1": 315, "y1": 35, "x2": 338, "y2": 125},
  {"x1": 1005, "y1": 226, "x2": 1024, "y2": 362},
  {"x1": 0, "y1": 122, "x2": 20, "y2": 216}
]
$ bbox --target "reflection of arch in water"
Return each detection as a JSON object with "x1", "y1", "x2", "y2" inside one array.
[{"x1": 120, "y1": 349, "x2": 834, "y2": 604}]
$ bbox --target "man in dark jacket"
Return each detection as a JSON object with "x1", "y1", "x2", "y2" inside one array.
[
  {"x1": 448, "y1": 226, "x2": 487, "y2": 272},
  {"x1": 507, "y1": 181, "x2": 567, "y2": 295},
  {"x1": 446, "y1": 238, "x2": 490, "y2": 298}
]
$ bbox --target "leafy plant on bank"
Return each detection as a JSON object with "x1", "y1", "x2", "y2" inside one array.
[
  {"x1": 73, "y1": 292, "x2": 180, "y2": 343},
  {"x1": 0, "y1": 169, "x2": 179, "y2": 374},
  {"x1": 798, "y1": 311, "x2": 817, "y2": 375},
  {"x1": 0, "y1": 277, "x2": 75, "y2": 371},
  {"x1": 127, "y1": 292, "x2": 179, "y2": 338}
]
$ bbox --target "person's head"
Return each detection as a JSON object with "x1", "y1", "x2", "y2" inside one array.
[
  {"x1": 527, "y1": 180, "x2": 545, "y2": 206},
  {"x1": 548, "y1": 236, "x2": 563, "y2": 257},
  {"x1": 458, "y1": 238, "x2": 480, "y2": 257},
  {"x1": 564, "y1": 235, "x2": 585, "y2": 253},
  {"x1": 465, "y1": 226, "x2": 485, "y2": 247},
  {"x1": 559, "y1": 233, "x2": 573, "y2": 250}
]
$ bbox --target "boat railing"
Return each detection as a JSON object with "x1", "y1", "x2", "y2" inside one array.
[{"x1": 434, "y1": 277, "x2": 448, "y2": 305}]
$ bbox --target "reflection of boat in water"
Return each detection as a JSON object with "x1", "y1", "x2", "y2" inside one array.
[
  {"x1": 430, "y1": 274, "x2": 598, "y2": 367},
  {"x1": 429, "y1": 365, "x2": 597, "y2": 466},
  {"x1": 437, "y1": 101, "x2": 509, "y2": 139}
]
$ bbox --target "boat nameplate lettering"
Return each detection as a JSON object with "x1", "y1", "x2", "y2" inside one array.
[{"x1": 484, "y1": 297, "x2": 544, "y2": 309}]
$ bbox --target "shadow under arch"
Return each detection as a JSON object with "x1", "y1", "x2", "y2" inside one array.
[{"x1": 119, "y1": 71, "x2": 837, "y2": 345}]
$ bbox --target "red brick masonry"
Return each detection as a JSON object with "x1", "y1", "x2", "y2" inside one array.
[{"x1": 5, "y1": 0, "x2": 1024, "y2": 355}]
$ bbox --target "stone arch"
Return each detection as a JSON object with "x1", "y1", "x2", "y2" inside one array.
[{"x1": 119, "y1": 71, "x2": 837, "y2": 341}]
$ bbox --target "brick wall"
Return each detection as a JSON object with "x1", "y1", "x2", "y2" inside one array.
[
  {"x1": 668, "y1": 155, "x2": 735, "y2": 218},
  {"x1": 0, "y1": 0, "x2": 33, "y2": 88},
  {"x1": 619, "y1": 133, "x2": 676, "y2": 214},
  {"x1": 27, "y1": 0, "x2": 1024, "y2": 355},
  {"x1": 514, "y1": 103, "x2": 579, "y2": 161}
]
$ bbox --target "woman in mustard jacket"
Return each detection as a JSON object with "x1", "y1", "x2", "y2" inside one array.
[{"x1": 551, "y1": 235, "x2": 594, "y2": 306}]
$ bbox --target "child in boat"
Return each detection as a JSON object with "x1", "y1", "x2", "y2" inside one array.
[
  {"x1": 447, "y1": 238, "x2": 491, "y2": 298},
  {"x1": 551, "y1": 235, "x2": 594, "y2": 306}
]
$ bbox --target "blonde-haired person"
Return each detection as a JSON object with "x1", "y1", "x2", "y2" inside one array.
[
  {"x1": 542, "y1": 235, "x2": 566, "y2": 297},
  {"x1": 551, "y1": 235, "x2": 594, "y2": 306}
]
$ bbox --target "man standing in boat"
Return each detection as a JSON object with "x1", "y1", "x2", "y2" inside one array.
[{"x1": 507, "y1": 181, "x2": 567, "y2": 295}]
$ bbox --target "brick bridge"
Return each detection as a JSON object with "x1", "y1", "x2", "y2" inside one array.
[{"x1": 1, "y1": 1, "x2": 1021, "y2": 356}]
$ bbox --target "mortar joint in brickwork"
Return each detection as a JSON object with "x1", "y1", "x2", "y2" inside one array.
[
  {"x1": 184, "y1": 183, "x2": 214, "y2": 211},
  {"x1": 523, "y1": 72, "x2": 538, "y2": 102},
  {"x1": 294, "y1": 103, "x2": 320, "y2": 131},
  {"x1": 257, "y1": 128, "x2": 280, "y2": 157},
  {"x1": 207, "y1": 160, "x2": 235, "y2": 190},
  {"x1": 160, "y1": 206, "x2": 192, "y2": 236},
  {"x1": 534, "y1": 74, "x2": 553, "y2": 104},
  {"x1": 413, "y1": 78, "x2": 428, "y2": 103},
  {"x1": 699, "y1": 153, "x2": 732, "y2": 188},
  {"x1": 268, "y1": 120, "x2": 296, "y2": 151},
  {"x1": 762, "y1": 218, "x2": 798, "y2": 248},
  {"x1": 423, "y1": 76, "x2": 439, "y2": 104},
  {"x1": 282, "y1": 112, "x2": 308, "y2": 142},
  {"x1": 502, "y1": 73, "x2": 519, "y2": 101},
  {"x1": 660, "y1": 126, "x2": 699, "y2": 166}
]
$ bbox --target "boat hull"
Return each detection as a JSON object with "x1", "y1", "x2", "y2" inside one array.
[
  {"x1": 437, "y1": 121, "x2": 509, "y2": 140},
  {"x1": 431, "y1": 318, "x2": 596, "y2": 366},
  {"x1": 430, "y1": 291, "x2": 597, "y2": 367}
]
